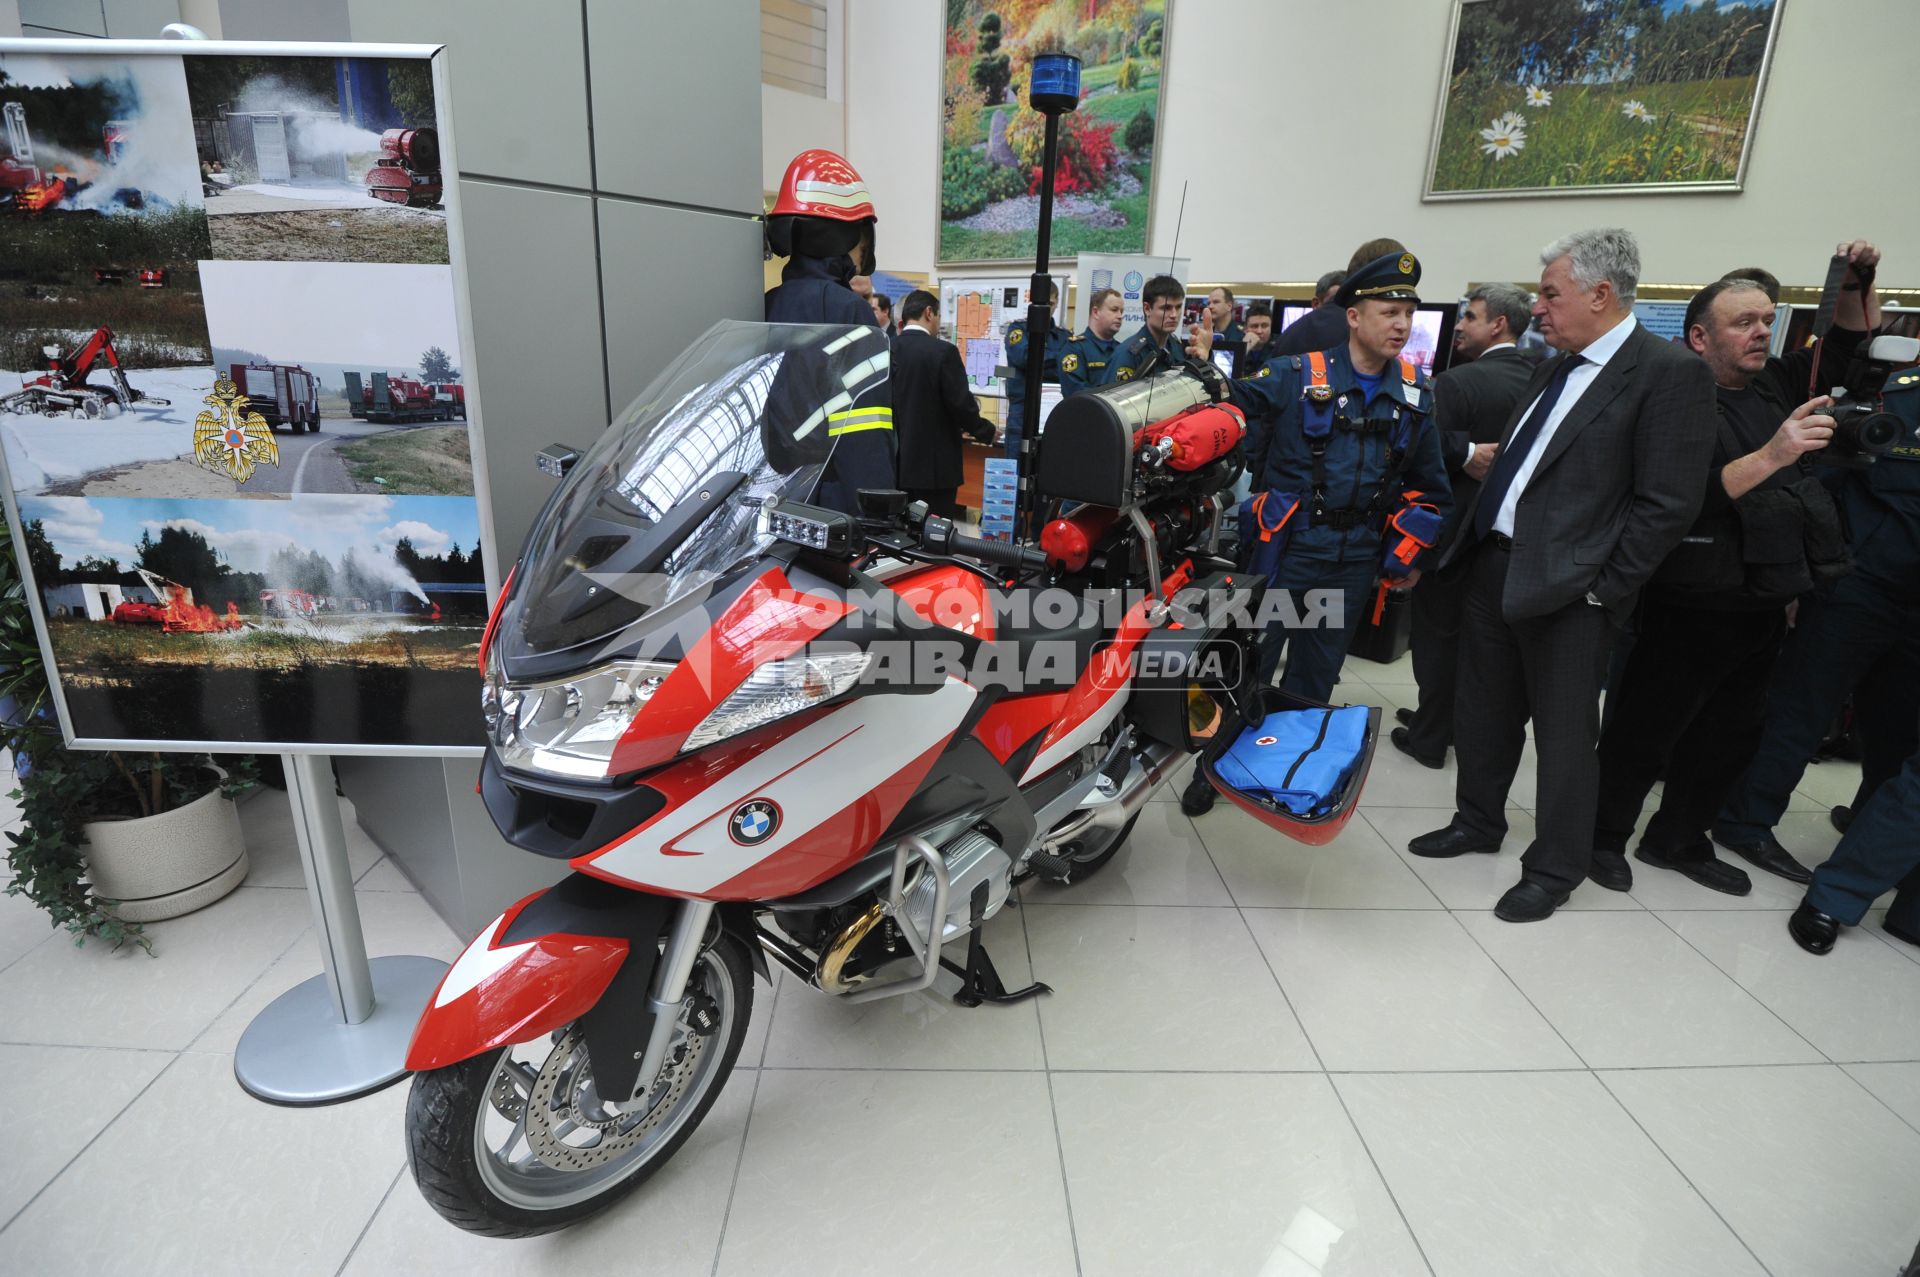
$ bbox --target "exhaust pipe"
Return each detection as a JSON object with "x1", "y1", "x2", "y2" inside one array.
[{"x1": 1036, "y1": 737, "x2": 1183, "y2": 855}]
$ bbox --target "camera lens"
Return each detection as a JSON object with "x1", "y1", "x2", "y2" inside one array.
[{"x1": 1856, "y1": 411, "x2": 1901, "y2": 456}]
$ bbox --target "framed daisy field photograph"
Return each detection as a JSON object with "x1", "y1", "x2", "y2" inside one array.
[{"x1": 1424, "y1": 0, "x2": 1788, "y2": 200}]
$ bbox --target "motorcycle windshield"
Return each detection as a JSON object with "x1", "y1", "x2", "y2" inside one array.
[{"x1": 509, "y1": 320, "x2": 890, "y2": 656}]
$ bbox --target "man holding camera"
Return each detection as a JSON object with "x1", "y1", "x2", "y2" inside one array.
[
  {"x1": 1715, "y1": 242, "x2": 1920, "y2": 883},
  {"x1": 1588, "y1": 258, "x2": 1868, "y2": 896}
]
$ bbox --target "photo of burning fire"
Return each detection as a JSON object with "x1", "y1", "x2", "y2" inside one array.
[
  {"x1": 184, "y1": 55, "x2": 449, "y2": 265},
  {"x1": 14, "y1": 493, "x2": 487, "y2": 747},
  {"x1": 0, "y1": 53, "x2": 216, "y2": 465}
]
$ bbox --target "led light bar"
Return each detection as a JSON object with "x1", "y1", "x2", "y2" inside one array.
[{"x1": 760, "y1": 498, "x2": 853, "y2": 554}]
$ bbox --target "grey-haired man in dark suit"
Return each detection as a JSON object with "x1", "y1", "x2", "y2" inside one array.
[{"x1": 1408, "y1": 228, "x2": 1716, "y2": 923}]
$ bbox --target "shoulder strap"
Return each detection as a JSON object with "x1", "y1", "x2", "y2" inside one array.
[{"x1": 1301, "y1": 352, "x2": 1336, "y2": 515}]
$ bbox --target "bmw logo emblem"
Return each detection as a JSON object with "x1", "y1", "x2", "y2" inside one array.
[{"x1": 729, "y1": 799, "x2": 781, "y2": 846}]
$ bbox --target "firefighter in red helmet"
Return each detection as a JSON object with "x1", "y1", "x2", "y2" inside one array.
[
  {"x1": 761, "y1": 149, "x2": 894, "y2": 513},
  {"x1": 765, "y1": 149, "x2": 880, "y2": 328}
]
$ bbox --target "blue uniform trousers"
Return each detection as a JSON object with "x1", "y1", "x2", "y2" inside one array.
[
  {"x1": 1714, "y1": 573, "x2": 1920, "y2": 844},
  {"x1": 1255, "y1": 555, "x2": 1378, "y2": 704},
  {"x1": 1805, "y1": 723, "x2": 1920, "y2": 929}
]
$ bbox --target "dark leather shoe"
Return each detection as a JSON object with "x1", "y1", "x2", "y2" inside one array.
[
  {"x1": 1883, "y1": 917, "x2": 1920, "y2": 949},
  {"x1": 1788, "y1": 900, "x2": 1839, "y2": 955},
  {"x1": 1713, "y1": 832, "x2": 1813, "y2": 884},
  {"x1": 1830, "y1": 805, "x2": 1853, "y2": 834},
  {"x1": 1409, "y1": 824, "x2": 1500, "y2": 858},
  {"x1": 1587, "y1": 850, "x2": 1632, "y2": 892},
  {"x1": 1495, "y1": 879, "x2": 1570, "y2": 923},
  {"x1": 1390, "y1": 727, "x2": 1444, "y2": 770},
  {"x1": 1635, "y1": 844, "x2": 1751, "y2": 896},
  {"x1": 1394, "y1": 707, "x2": 1414, "y2": 727},
  {"x1": 1180, "y1": 772, "x2": 1216, "y2": 817}
]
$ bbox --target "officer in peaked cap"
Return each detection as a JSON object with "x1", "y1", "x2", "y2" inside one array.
[
  {"x1": 1336, "y1": 250, "x2": 1424, "y2": 309},
  {"x1": 1181, "y1": 251, "x2": 1451, "y2": 814}
]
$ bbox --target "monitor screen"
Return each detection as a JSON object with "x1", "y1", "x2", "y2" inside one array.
[
  {"x1": 1208, "y1": 339, "x2": 1245, "y2": 379},
  {"x1": 1274, "y1": 303, "x2": 1457, "y2": 376}
]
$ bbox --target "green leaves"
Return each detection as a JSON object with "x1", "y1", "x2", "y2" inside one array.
[{"x1": 0, "y1": 516, "x2": 258, "y2": 950}]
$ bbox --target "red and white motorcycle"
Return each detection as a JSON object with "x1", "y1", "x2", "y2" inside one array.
[{"x1": 401, "y1": 322, "x2": 1378, "y2": 1235}]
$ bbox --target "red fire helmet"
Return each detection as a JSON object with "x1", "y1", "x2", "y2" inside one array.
[{"x1": 770, "y1": 149, "x2": 876, "y2": 223}]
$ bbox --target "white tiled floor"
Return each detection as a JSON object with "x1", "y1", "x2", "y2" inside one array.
[{"x1": 1, "y1": 653, "x2": 1916, "y2": 1276}]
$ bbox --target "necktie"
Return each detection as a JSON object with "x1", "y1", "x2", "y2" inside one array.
[{"x1": 1472, "y1": 353, "x2": 1587, "y2": 542}]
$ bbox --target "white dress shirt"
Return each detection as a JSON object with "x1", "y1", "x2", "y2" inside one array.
[{"x1": 1491, "y1": 313, "x2": 1638, "y2": 537}]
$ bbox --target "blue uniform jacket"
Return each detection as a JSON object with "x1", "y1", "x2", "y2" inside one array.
[
  {"x1": 1005, "y1": 318, "x2": 1069, "y2": 436},
  {"x1": 1060, "y1": 330, "x2": 1121, "y2": 397},
  {"x1": 1112, "y1": 326, "x2": 1181, "y2": 382},
  {"x1": 1230, "y1": 343, "x2": 1452, "y2": 570},
  {"x1": 1834, "y1": 370, "x2": 1920, "y2": 600}
]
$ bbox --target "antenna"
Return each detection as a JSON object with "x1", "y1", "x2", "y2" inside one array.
[
  {"x1": 1141, "y1": 179, "x2": 1190, "y2": 421},
  {"x1": 1166, "y1": 179, "x2": 1188, "y2": 279}
]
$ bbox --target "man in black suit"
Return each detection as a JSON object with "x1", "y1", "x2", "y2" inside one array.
[
  {"x1": 1409, "y1": 228, "x2": 1716, "y2": 923},
  {"x1": 891, "y1": 289, "x2": 995, "y2": 518},
  {"x1": 1394, "y1": 283, "x2": 1539, "y2": 768}
]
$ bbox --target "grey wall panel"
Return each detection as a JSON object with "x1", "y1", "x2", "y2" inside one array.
[
  {"x1": 439, "y1": 762, "x2": 566, "y2": 935},
  {"x1": 345, "y1": 0, "x2": 591, "y2": 189},
  {"x1": 336, "y1": 756, "x2": 461, "y2": 923},
  {"x1": 596, "y1": 199, "x2": 764, "y2": 411},
  {"x1": 19, "y1": 0, "x2": 104, "y2": 34},
  {"x1": 216, "y1": 0, "x2": 344, "y2": 40},
  {"x1": 101, "y1": 0, "x2": 182, "y2": 38},
  {"x1": 457, "y1": 177, "x2": 609, "y2": 555},
  {"x1": 585, "y1": 0, "x2": 759, "y2": 213}
]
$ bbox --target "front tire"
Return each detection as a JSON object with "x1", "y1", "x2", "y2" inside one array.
[{"x1": 405, "y1": 931, "x2": 754, "y2": 1237}]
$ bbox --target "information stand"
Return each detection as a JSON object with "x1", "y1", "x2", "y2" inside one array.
[
  {"x1": 0, "y1": 35, "x2": 495, "y2": 1107},
  {"x1": 233, "y1": 754, "x2": 447, "y2": 1105}
]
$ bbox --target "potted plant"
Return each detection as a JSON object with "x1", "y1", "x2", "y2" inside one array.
[{"x1": 0, "y1": 515, "x2": 257, "y2": 950}]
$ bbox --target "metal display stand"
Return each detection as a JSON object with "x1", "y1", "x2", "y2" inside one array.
[{"x1": 234, "y1": 754, "x2": 449, "y2": 1106}]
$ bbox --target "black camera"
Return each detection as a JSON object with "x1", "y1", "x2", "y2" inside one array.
[{"x1": 1819, "y1": 334, "x2": 1918, "y2": 464}]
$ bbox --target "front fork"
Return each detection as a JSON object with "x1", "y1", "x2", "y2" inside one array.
[{"x1": 627, "y1": 900, "x2": 715, "y2": 1102}]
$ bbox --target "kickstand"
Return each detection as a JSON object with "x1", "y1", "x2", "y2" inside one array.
[{"x1": 943, "y1": 880, "x2": 1050, "y2": 1007}]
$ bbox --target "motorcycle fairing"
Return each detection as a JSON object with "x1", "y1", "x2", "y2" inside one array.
[
  {"x1": 1017, "y1": 580, "x2": 1172, "y2": 783},
  {"x1": 972, "y1": 692, "x2": 1072, "y2": 767},
  {"x1": 607, "y1": 566, "x2": 854, "y2": 775},
  {"x1": 576, "y1": 677, "x2": 979, "y2": 900},
  {"x1": 404, "y1": 876, "x2": 671, "y2": 1075}
]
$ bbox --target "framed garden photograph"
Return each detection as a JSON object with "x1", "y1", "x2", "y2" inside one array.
[
  {"x1": 938, "y1": 0, "x2": 1168, "y2": 264},
  {"x1": 1424, "y1": 0, "x2": 1787, "y2": 201}
]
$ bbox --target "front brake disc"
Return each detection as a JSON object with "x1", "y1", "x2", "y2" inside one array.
[{"x1": 521, "y1": 1020, "x2": 708, "y2": 1172}]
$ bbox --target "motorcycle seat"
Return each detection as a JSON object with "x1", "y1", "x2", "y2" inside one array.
[{"x1": 985, "y1": 590, "x2": 1105, "y2": 692}]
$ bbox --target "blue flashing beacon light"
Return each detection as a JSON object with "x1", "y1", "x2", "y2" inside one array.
[{"x1": 1028, "y1": 52, "x2": 1081, "y2": 114}]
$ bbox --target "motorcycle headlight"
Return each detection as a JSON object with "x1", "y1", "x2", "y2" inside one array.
[
  {"x1": 682, "y1": 651, "x2": 871, "y2": 753},
  {"x1": 485, "y1": 654, "x2": 672, "y2": 780}
]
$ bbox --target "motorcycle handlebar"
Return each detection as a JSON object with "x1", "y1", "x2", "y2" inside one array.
[
  {"x1": 949, "y1": 531, "x2": 1048, "y2": 572},
  {"x1": 919, "y1": 515, "x2": 1048, "y2": 572}
]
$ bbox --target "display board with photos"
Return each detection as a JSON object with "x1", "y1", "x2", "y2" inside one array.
[
  {"x1": 936, "y1": 273, "x2": 1070, "y2": 397},
  {"x1": 0, "y1": 39, "x2": 492, "y2": 753}
]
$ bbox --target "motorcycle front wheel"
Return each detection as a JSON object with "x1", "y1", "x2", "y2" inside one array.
[{"x1": 404, "y1": 931, "x2": 754, "y2": 1237}]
